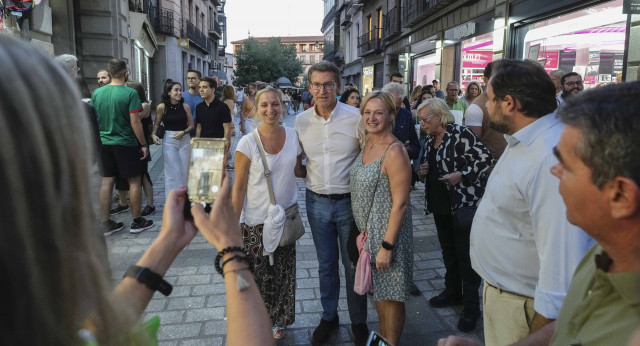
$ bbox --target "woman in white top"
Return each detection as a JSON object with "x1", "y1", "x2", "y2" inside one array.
[{"x1": 232, "y1": 86, "x2": 306, "y2": 340}]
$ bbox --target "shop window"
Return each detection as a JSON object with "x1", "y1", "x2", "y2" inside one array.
[
  {"x1": 518, "y1": 0, "x2": 625, "y2": 87},
  {"x1": 377, "y1": 8, "x2": 383, "y2": 39},
  {"x1": 413, "y1": 53, "x2": 438, "y2": 87},
  {"x1": 460, "y1": 32, "x2": 494, "y2": 91}
]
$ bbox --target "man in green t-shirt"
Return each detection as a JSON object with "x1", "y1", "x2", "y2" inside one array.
[
  {"x1": 445, "y1": 81, "x2": 467, "y2": 125},
  {"x1": 92, "y1": 59, "x2": 153, "y2": 236}
]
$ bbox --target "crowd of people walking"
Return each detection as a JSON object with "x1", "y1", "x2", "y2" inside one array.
[{"x1": 3, "y1": 31, "x2": 640, "y2": 346}]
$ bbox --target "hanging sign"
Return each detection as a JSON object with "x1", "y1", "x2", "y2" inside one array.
[{"x1": 623, "y1": 0, "x2": 640, "y2": 13}]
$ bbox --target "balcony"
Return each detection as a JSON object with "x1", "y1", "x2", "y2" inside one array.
[
  {"x1": 402, "y1": 0, "x2": 455, "y2": 28},
  {"x1": 147, "y1": 5, "x2": 180, "y2": 37},
  {"x1": 183, "y1": 19, "x2": 212, "y2": 54},
  {"x1": 209, "y1": 18, "x2": 222, "y2": 39},
  {"x1": 346, "y1": 0, "x2": 363, "y2": 16},
  {"x1": 321, "y1": 5, "x2": 337, "y2": 32},
  {"x1": 383, "y1": 6, "x2": 400, "y2": 40},
  {"x1": 340, "y1": 7, "x2": 351, "y2": 27},
  {"x1": 358, "y1": 29, "x2": 382, "y2": 56}
]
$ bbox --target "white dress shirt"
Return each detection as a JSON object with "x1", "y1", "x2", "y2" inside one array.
[
  {"x1": 470, "y1": 113, "x2": 594, "y2": 319},
  {"x1": 294, "y1": 101, "x2": 361, "y2": 195}
]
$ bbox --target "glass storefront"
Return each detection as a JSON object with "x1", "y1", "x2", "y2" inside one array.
[
  {"x1": 518, "y1": 0, "x2": 625, "y2": 87},
  {"x1": 412, "y1": 52, "x2": 437, "y2": 88},
  {"x1": 460, "y1": 32, "x2": 494, "y2": 90},
  {"x1": 362, "y1": 65, "x2": 374, "y2": 95}
]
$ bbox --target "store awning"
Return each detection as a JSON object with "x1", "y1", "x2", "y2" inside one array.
[{"x1": 129, "y1": 12, "x2": 158, "y2": 57}]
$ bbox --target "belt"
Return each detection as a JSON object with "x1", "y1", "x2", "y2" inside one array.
[
  {"x1": 485, "y1": 282, "x2": 532, "y2": 300},
  {"x1": 308, "y1": 189, "x2": 351, "y2": 201}
]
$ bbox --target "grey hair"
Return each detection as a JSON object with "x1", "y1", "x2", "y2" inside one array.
[
  {"x1": 446, "y1": 81, "x2": 460, "y2": 90},
  {"x1": 307, "y1": 60, "x2": 340, "y2": 83},
  {"x1": 417, "y1": 98, "x2": 455, "y2": 127},
  {"x1": 549, "y1": 69, "x2": 565, "y2": 79},
  {"x1": 557, "y1": 81, "x2": 640, "y2": 187},
  {"x1": 54, "y1": 54, "x2": 78, "y2": 76},
  {"x1": 381, "y1": 82, "x2": 406, "y2": 99}
]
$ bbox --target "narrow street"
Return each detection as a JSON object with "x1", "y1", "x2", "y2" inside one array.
[{"x1": 105, "y1": 110, "x2": 484, "y2": 345}]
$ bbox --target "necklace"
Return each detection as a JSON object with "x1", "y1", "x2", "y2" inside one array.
[{"x1": 368, "y1": 134, "x2": 389, "y2": 149}]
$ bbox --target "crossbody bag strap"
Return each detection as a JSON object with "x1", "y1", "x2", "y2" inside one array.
[
  {"x1": 252, "y1": 130, "x2": 276, "y2": 205},
  {"x1": 362, "y1": 142, "x2": 395, "y2": 233}
]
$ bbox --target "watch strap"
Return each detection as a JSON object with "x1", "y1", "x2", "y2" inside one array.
[
  {"x1": 382, "y1": 241, "x2": 394, "y2": 250},
  {"x1": 124, "y1": 265, "x2": 173, "y2": 296}
]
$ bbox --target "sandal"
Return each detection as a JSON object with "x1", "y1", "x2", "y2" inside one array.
[{"x1": 273, "y1": 327, "x2": 285, "y2": 339}]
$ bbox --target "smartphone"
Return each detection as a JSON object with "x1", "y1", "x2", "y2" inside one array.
[
  {"x1": 366, "y1": 331, "x2": 392, "y2": 346},
  {"x1": 184, "y1": 138, "x2": 225, "y2": 218}
]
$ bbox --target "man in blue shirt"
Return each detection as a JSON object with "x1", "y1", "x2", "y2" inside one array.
[{"x1": 183, "y1": 69, "x2": 203, "y2": 137}]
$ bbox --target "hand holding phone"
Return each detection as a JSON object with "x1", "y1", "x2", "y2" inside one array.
[{"x1": 184, "y1": 138, "x2": 225, "y2": 219}]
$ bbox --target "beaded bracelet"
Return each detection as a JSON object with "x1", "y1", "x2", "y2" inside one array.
[
  {"x1": 221, "y1": 255, "x2": 252, "y2": 276},
  {"x1": 214, "y1": 246, "x2": 248, "y2": 275}
]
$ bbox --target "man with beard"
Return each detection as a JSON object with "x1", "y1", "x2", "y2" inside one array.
[
  {"x1": 556, "y1": 72, "x2": 584, "y2": 105},
  {"x1": 97, "y1": 69, "x2": 111, "y2": 88},
  {"x1": 468, "y1": 60, "x2": 593, "y2": 346}
]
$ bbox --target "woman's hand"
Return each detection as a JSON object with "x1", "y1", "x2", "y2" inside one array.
[
  {"x1": 173, "y1": 131, "x2": 185, "y2": 140},
  {"x1": 376, "y1": 248, "x2": 392, "y2": 270},
  {"x1": 151, "y1": 134, "x2": 161, "y2": 145},
  {"x1": 156, "y1": 187, "x2": 198, "y2": 257},
  {"x1": 438, "y1": 172, "x2": 462, "y2": 187},
  {"x1": 418, "y1": 161, "x2": 429, "y2": 178},
  {"x1": 192, "y1": 175, "x2": 243, "y2": 251}
]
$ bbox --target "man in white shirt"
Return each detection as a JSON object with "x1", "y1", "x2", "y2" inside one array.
[
  {"x1": 469, "y1": 59, "x2": 594, "y2": 346},
  {"x1": 294, "y1": 61, "x2": 368, "y2": 346}
]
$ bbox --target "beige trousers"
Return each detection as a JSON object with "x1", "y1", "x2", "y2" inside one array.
[{"x1": 482, "y1": 282, "x2": 535, "y2": 346}]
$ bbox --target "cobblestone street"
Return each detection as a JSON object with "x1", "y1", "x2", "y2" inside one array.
[{"x1": 106, "y1": 110, "x2": 484, "y2": 345}]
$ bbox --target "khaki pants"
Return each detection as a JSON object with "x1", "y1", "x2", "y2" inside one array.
[{"x1": 482, "y1": 282, "x2": 535, "y2": 346}]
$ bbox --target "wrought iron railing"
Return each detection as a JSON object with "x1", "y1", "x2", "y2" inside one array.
[
  {"x1": 402, "y1": 0, "x2": 452, "y2": 27},
  {"x1": 358, "y1": 29, "x2": 382, "y2": 56},
  {"x1": 184, "y1": 19, "x2": 211, "y2": 54},
  {"x1": 147, "y1": 5, "x2": 179, "y2": 36},
  {"x1": 383, "y1": 6, "x2": 400, "y2": 40}
]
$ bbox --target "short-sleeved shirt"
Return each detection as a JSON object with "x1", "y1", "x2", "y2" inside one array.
[
  {"x1": 91, "y1": 85, "x2": 143, "y2": 147},
  {"x1": 195, "y1": 98, "x2": 232, "y2": 138},
  {"x1": 236, "y1": 127, "x2": 302, "y2": 226},
  {"x1": 182, "y1": 90, "x2": 203, "y2": 124},
  {"x1": 550, "y1": 244, "x2": 640, "y2": 346},
  {"x1": 447, "y1": 98, "x2": 468, "y2": 125}
]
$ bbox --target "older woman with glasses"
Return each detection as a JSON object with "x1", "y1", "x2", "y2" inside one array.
[{"x1": 417, "y1": 98, "x2": 492, "y2": 332}]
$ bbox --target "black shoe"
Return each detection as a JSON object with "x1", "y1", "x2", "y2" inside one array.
[
  {"x1": 457, "y1": 309, "x2": 480, "y2": 332},
  {"x1": 409, "y1": 281, "x2": 421, "y2": 296},
  {"x1": 351, "y1": 323, "x2": 369, "y2": 346},
  {"x1": 141, "y1": 205, "x2": 156, "y2": 217},
  {"x1": 103, "y1": 219, "x2": 124, "y2": 236},
  {"x1": 312, "y1": 317, "x2": 339, "y2": 344},
  {"x1": 130, "y1": 217, "x2": 153, "y2": 234},
  {"x1": 110, "y1": 204, "x2": 130, "y2": 215},
  {"x1": 428, "y1": 290, "x2": 462, "y2": 308}
]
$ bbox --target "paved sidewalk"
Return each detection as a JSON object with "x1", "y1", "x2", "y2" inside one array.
[{"x1": 106, "y1": 109, "x2": 484, "y2": 345}]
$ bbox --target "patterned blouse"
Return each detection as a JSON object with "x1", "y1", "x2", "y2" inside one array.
[{"x1": 422, "y1": 123, "x2": 493, "y2": 212}]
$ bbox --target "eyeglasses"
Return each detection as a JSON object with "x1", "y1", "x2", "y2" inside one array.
[
  {"x1": 565, "y1": 81, "x2": 583, "y2": 87},
  {"x1": 419, "y1": 114, "x2": 437, "y2": 123},
  {"x1": 310, "y1": 82, "x2": 336, "y2": 91}
]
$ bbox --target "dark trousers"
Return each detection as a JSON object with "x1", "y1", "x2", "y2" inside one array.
[{"x1": 433, "y1": 212, "x2": 481, "y2": 314}]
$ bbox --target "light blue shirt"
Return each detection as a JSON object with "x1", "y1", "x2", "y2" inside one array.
[
  {"x1": 182, "y1": 90, "x2": 203, "y2": 135},
  {"x1": 469, "y1": 113, "x2": 594, "y2": 319}
]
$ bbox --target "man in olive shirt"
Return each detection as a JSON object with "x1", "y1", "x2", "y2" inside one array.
[
  {"x1": 437, "y1": 82, "x2": 640, "y2": 346},
  {"x1": 445, "y1": 81, "x2": 467, "y2": 125}
]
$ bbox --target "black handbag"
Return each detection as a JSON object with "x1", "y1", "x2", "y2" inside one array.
[
  {"x1": 155, "y1": 124, "x2": 166, "y2": 139},
  {"x1": 453, "y1": 206, "x2": 477, "y2": 230}
]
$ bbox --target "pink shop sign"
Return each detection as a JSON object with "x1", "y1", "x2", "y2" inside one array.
[{"x1": 462, "y1": 51, "x2": 493, "y2": 69}]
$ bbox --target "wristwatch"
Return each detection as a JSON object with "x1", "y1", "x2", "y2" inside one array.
[
  {"x1": 381, "y1": 241, "x2": 394, "y2": 251},
  {"x1": 124, "y1": 265, "x2": 173, "y2": 296}
]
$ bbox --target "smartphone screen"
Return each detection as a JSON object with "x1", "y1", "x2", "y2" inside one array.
[
  {"x1": 366, "y1": 331, "x2": 392, "y2": 346},
  {"x1": 187, "y1": 138, "x2": 225, "y2": 205}
]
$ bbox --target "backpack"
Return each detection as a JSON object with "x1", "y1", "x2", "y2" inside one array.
[{"x1": 5, "y1": 0, "x2": 35, "y2": 12}]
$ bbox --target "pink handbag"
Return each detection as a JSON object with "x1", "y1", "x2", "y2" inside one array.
[{"x1": 354, "y1": 232, "x2": 372, "y2": 295}]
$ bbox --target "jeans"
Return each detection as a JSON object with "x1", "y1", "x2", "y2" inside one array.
[
  {"x1": 433, "y1": 212, "x2": 481, "y2": 314},
  {"x1": 306, "y1": 189, "x2": 368, "y2": 324},
  {"x1": 163, "y1": 131, "x2": 190, "y2": 200}
]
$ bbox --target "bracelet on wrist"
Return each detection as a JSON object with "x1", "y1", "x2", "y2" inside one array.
[
  {"x1": 221, "y1": 255, "x2": 252, "y2": 276},
  {"x1": 214, "y1": 246, "x2": 249, "y2": 275}
]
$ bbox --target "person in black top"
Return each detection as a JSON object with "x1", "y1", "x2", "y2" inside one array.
[
  {"x1": 196, "y1": 77, "x2": 232, "y2": 153},
  {"x1": 152, "y1": 80, "x2": 194, "y2": 200}
]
